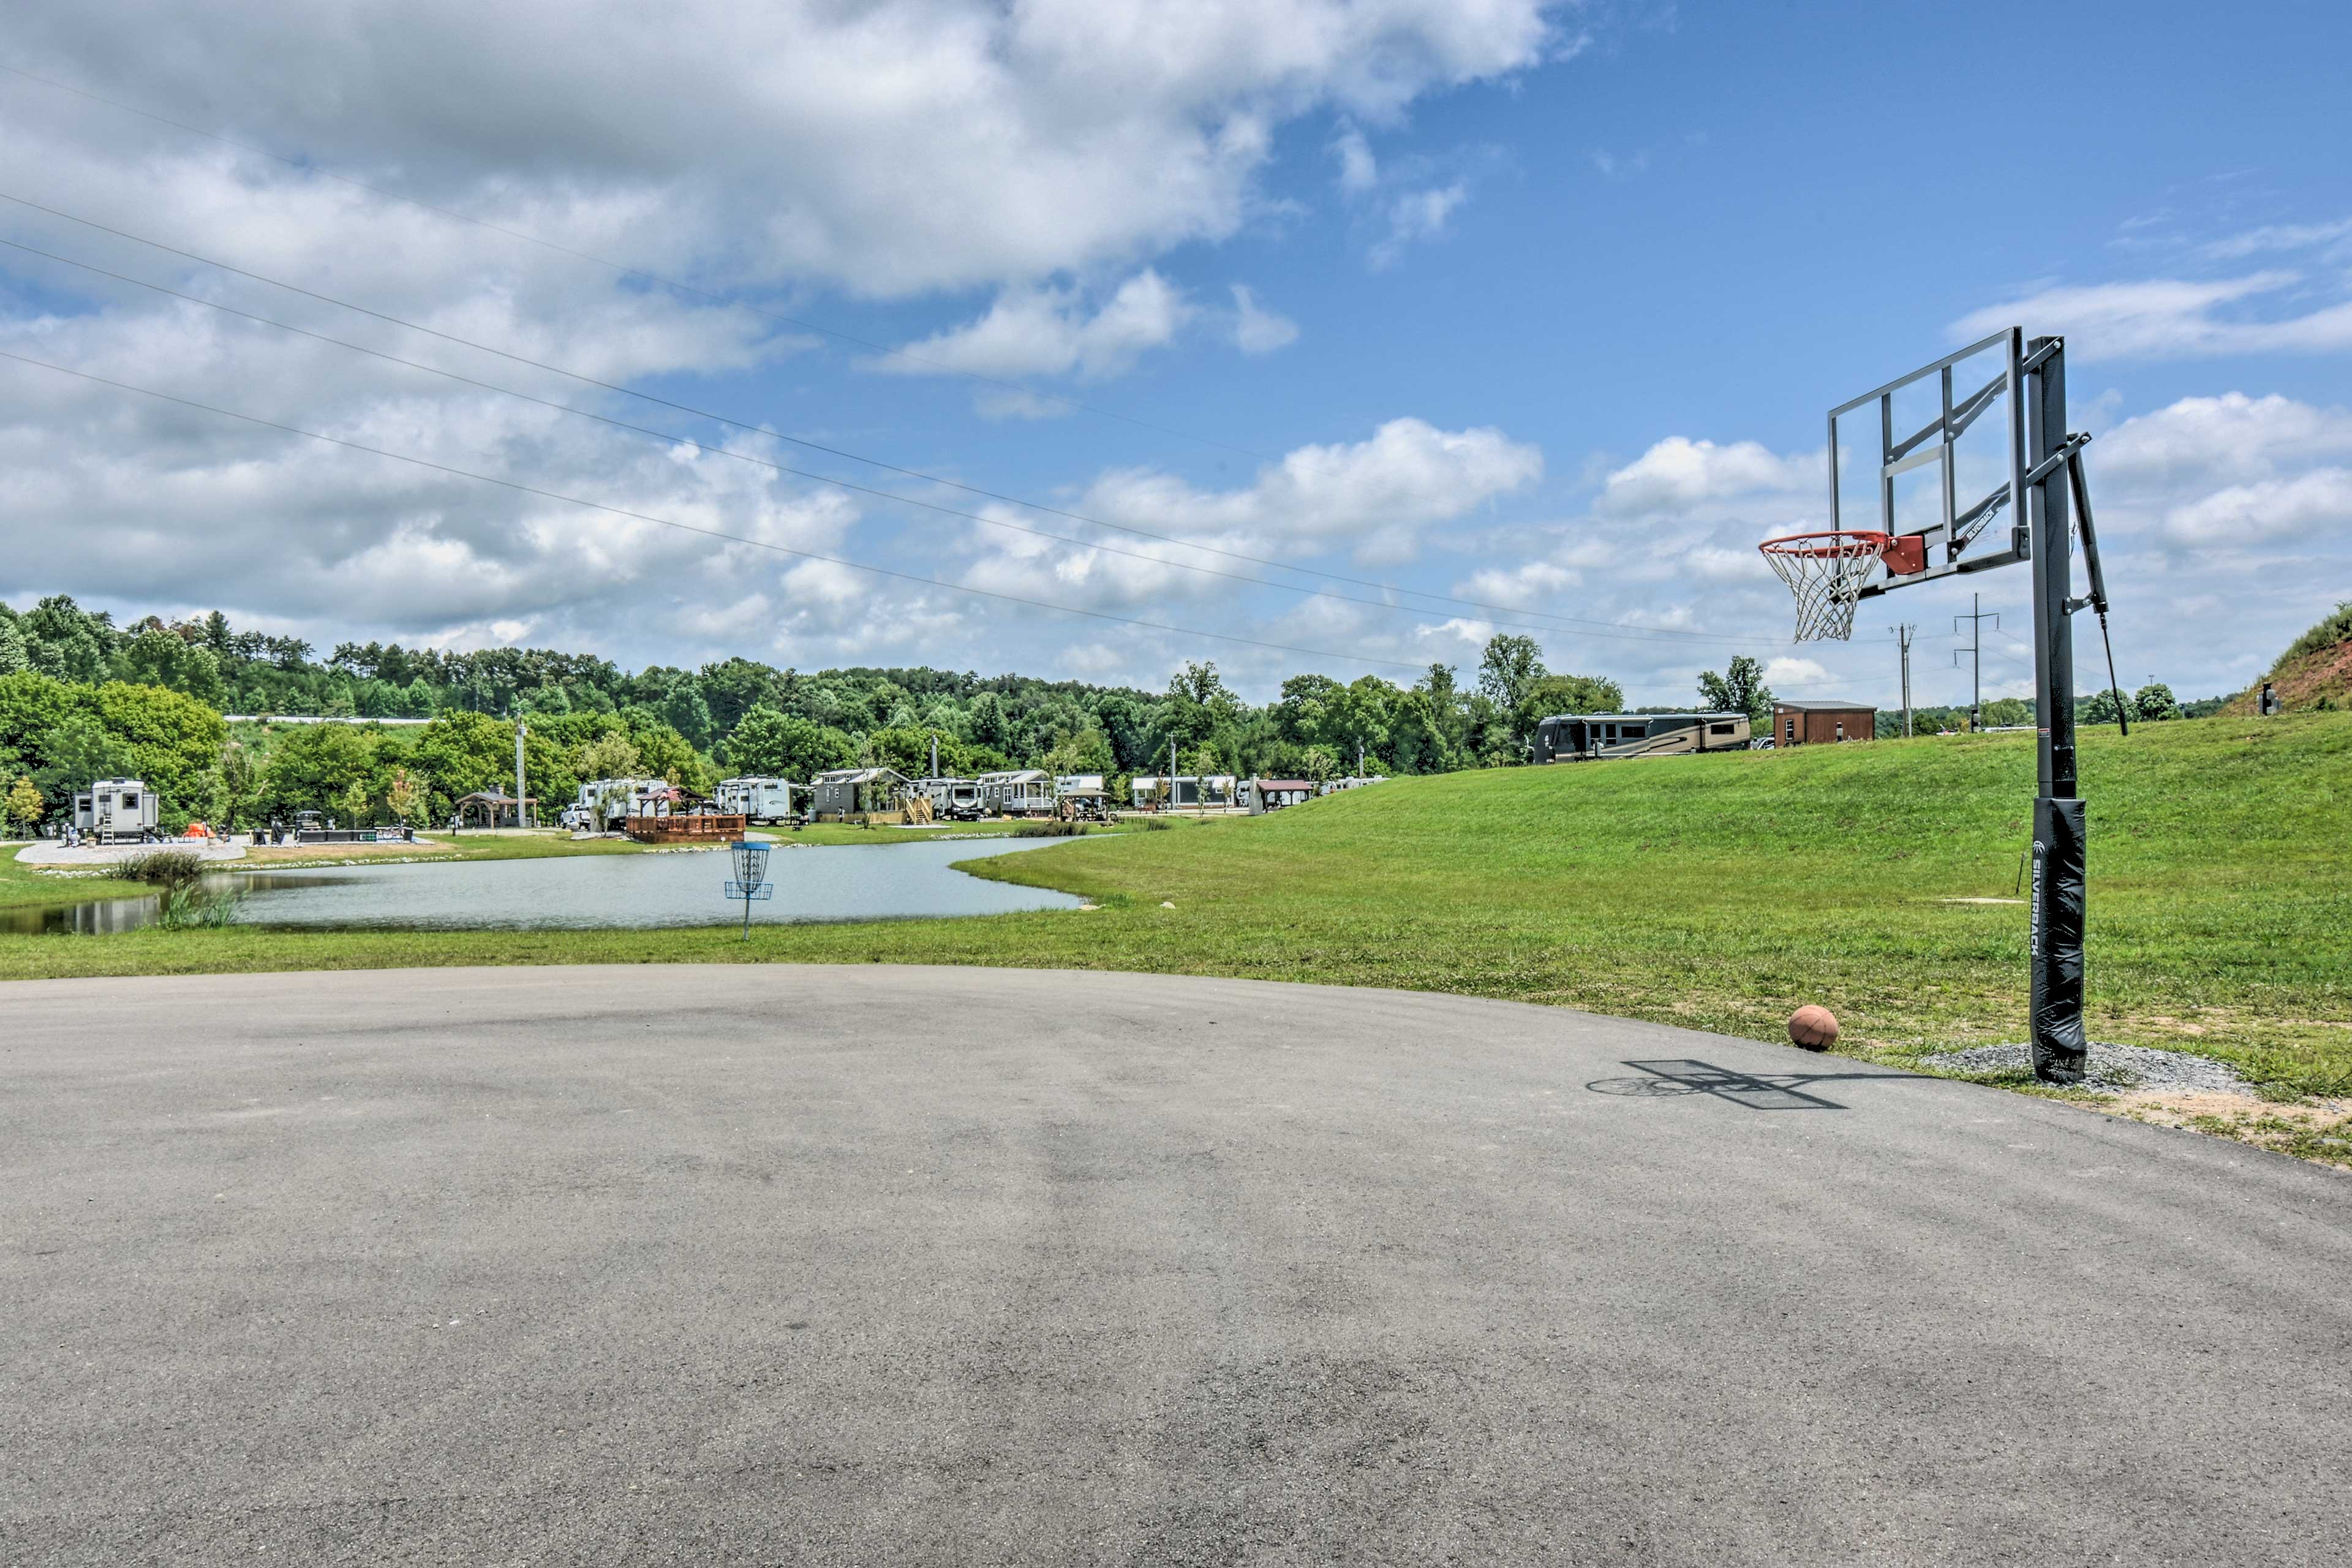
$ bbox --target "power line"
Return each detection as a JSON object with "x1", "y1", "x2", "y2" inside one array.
[
  {"x1": 0, "y1": 345, "x2": 1459, "y2": 675},
  {"x1": 0, "y1": 187, "x2": 1793, "y2": 650},
  {"x1": 0, "y1": 60, "x2": 1276, "y2": 461},
  {"x1": 0, "y1": 232, "x2": 1790, "y2": 655}
]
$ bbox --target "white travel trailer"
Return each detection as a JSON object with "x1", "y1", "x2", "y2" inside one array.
[
  {"x1": 575, "y1": 777, "x2": 663, "y2": 831},
  {"x1": 715, "y1": 777, "x2": 796, "y2": 824},
  {"x1": 977, "y1": 769, "x2": 1055, "y2": 817},
  {"x1": 74, "y1": 778, "x2": 160, "y2": 843},
  {"x1": 917, "y1": 777, "x2": 986, "y2": 821}
]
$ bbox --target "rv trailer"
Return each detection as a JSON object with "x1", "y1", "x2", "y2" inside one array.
[
  {"x1": 918, "y1": 777, "x2": 986, "y2": 821},
  {"x1": 576, "y1": 777, "x2": 662, "y2": 832},
  {"x1": 73, "y1": 778, "x2": 160, "y2": 843},
  {"x1": 1531, "y1": 712, "x2": 1751, "y2": 763},
  {"x1": 715, "y1": 777, "x2": 797, "y2": 824}
]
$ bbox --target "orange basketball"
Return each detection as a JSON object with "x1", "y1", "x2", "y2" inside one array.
[{"x1": 1788, "y1": 1005, "x2": 1839, "y2": 1051}]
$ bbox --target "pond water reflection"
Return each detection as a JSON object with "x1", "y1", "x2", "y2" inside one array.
[{"x1": 3, "y1": 837, "x2": 1084, "y2": 935}]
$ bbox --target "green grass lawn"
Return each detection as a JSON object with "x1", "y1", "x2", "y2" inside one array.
[
  {"x1": 0, "y1": 848, "x2": 147, "y2": 909},
  {"x1": 5, "y1": 715, "x2": 2346, "y2": 1104}
]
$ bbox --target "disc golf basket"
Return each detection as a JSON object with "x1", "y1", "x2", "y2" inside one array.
[
  {"x1": 723, "y1": 839, "x2": 773, "y2": 941},
  {"x1": 1757, "y1": 530, "x2": 1893, "y2": 642}
]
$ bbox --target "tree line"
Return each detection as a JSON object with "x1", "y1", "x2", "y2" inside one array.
[
  {"x1": 2, "y1": 598, "x2": 1684, "y2": 830},
  {"x1": 9, "y1": 591, "x2": 2205, "y2": 836}
]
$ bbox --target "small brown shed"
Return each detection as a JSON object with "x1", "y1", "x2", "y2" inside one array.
[{"x1": 1772, "y1": 701, "x2": 1877, "y2": 746}]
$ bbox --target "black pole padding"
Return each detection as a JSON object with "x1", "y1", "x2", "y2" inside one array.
[{"x1": 2030, "y1": 796, "x2": 2090, "y2": 1084}]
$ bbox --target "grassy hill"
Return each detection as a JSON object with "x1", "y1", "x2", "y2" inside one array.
[
  {"x1": 6, "y1": 712, "x2": 2347, "y2": 1104},
  {"x1": 2224, "y1": 601, "x2": 2352, "y2": 715}
]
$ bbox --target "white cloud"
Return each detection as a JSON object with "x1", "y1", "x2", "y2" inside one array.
[
  {"x1": 1330, "y1": 124, "x2": 1379, "y2": 194},
  {"x1": 1599, "y1": 437, "x2": 1817, "y2": 518},
  {"x1": 1369, "y1": 183, "x2": 1468, "y2": 268},
  {"x1": 1230, "y1": 285, "x2": 1301, "y2": 355},
  {"x1": 1083, "y1": 417, "x2": 1541, "y2": 549},
  {"x1": 9, "y1": 0, "x2": 1560, "y2": 299},
  {"x1": 1761, "y1": 655, "x2": 1829, "y2": 687},
  {"x1": 1457, "y1": 560, "x2": 1581, "y2": 603},
  {"x1": 1951, "y1": 273, "x2": 2352, "y2": 360},
  {"x1": 2203, "y1": 217, "x2": 2352, "y2": 260},
  {"x1": 884, "y1": 271, "x2": 1194, "y2": 381},
  {"x1": 952, "y1": 417, "x2": 1544, "y2": 612},
  {"x1": 2160, "y1": 469, "x2": 2352, "y2": 545},
  {"x1": 2095, "y1": 392, "x2": 2352, "y2": 486}
]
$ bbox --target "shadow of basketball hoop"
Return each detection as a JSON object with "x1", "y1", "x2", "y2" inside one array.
[{"x1": 1585, "y1": 1058, "x2": 1920, "y2": 1112}]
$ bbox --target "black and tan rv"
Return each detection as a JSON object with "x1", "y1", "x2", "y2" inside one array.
[{"x1": 1532, "y1": 711, "x2": 1752, "y2": 763}]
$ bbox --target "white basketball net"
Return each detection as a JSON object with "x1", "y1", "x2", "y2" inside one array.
[{"x1": 1759, "y1": 532, "x2": 1888, "y2": 641}]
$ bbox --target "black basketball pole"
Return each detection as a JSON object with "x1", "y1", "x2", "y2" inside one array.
[{"x1": 2025, "y1": 336, "x2": 2089, "y2": 1084}]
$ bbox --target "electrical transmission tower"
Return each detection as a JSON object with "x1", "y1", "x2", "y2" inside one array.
[{"x1": 1954, "y1": 594, "x2": 1999, "y2": 731}]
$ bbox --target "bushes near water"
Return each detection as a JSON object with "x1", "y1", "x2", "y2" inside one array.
[{"x1": 114, "y1": 847, "x2": 242, "y2": 929}]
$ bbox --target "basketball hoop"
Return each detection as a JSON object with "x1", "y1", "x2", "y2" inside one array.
[{"x1": 1758, "y1": 529, "x2": 1890, "y2": 641}]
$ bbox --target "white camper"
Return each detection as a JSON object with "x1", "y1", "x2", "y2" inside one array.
[
  {"x1": 74, "y1": 778, "x2": 160, "y2": 844},
  {"x1": 916, "y1": 778, "x2": 986, "y2": 822},
  {"x1": 576, "y1": 777, "x2": 663, "y2": 831},
  {"x1": 715, "y1": 777, "x2": 796, "y2": 824}
]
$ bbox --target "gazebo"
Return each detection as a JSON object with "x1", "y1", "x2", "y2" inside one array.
[{"x1": 453, "y1": 789, "x2": 535, "y2": 828}]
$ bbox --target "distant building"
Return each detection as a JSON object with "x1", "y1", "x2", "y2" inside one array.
[
  {"x1": 1771, "y1": 701, "x2": 1878, "y2": 747},
  {"x1": 1130, "y1": 774, "x2": 1237, "y2": 809},
  {"x1": 976, "y1": 769, "x2": 1055, "y2": 816},
  {"x1": 810, "y1": 767, "x2": 911, "y2": 819}
]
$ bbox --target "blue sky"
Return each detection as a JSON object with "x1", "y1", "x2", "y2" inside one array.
[{"x1": 2, "y1": 1, "x2": 2347, "y2": 708}]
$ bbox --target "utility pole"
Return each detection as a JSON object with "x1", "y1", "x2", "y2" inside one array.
[
  {"x1": 1892, "y1": 623, "x2": 1916, "y2": 737},
  {"x1": 1954, "y1": 594, "x2": 1999, "y2": 730},
  {"x1": 514, "y1": 720, "x2": 528, "y2": 831},
  {"x1": 929, "y1": 732, "x2": 938, "y2": 778}
]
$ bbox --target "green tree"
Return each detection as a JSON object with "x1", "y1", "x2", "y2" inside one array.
[
  {"x1": 0, "y1": 611, "x2": 29, "y2": 677},
  {"x1": 338, "y1": 779, "x2": 370, "y2": 826},
  {"x1": 261, "y1": 723, "x2": 380, "y2": 816},
  {"x1": 575, "y1": 731, "x2": 644, "y2": 786},
  {"x1": 724, "y1": 706, "x2": 856, "y2": 780},
  {"x1": 1513, "y1": 673, "x2": 1627, "y2": 744},
  {"x1": 1697, "y1": 656, "x2": 1775, "y2": 726},
  {"x1": 118, "y1": 628, "x2": 227, "y2": 706},
  {"x1": 386, "y1": 766, "x2": 423, "y2": 827},
  {"x1": 219, "y1": 740, "x2": 261, "y2": 830},
  {"x1": 410, "y1": 710, "x2": 515, "y2": 815},
  {"x1": 1477, "y1": 634, "x2": 1547, "y2": 714},
  {"x1": 21, "y1": 595, "x2": 118, "y2": 683},
  {"x1": 2133, "y1": 682, "x2": 2181, "y2": 722},
  {"x1": 4, "y1": 774, "x2": 44, "y2": 837}
]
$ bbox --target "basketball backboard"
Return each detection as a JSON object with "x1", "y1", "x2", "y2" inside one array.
[{"x1": 1828, "y1": 326, "x2": 2029, "y2": 596}]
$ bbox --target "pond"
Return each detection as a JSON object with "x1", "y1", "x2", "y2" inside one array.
[{"x1": 2, "y1": 837, "x2": 1087, "y2": 935}]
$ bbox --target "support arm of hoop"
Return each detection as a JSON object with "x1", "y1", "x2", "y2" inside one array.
[
  {"x1": 2021, "y1": 431, "x2": 2092, "y2": 491},
  {"x1": 2056, "y1": 440, "x2": 2129, "y2": 738}
]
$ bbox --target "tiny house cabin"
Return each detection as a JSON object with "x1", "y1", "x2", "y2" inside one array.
[
  {"x1": 811, "y1": 766, "x2": 911, "y2": 820},
  {"x1": 977, "y1": 769, "x2": 1055, "y2": 816}
]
